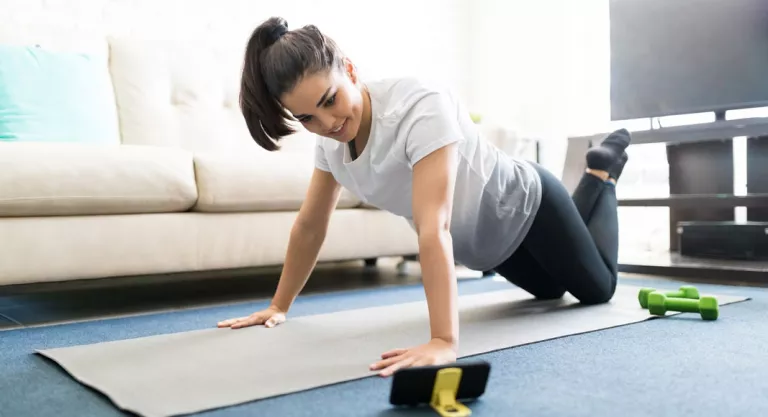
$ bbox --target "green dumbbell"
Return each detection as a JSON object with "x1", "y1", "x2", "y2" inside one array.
[
  {"x1": 638, "y1": 286, "x2": 700, "y2": 309},
  {"x1": 647, "y1": 291, "x2": 719, "y2": 320}
]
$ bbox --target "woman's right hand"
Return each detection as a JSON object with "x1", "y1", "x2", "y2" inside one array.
[{"x1": 217, "y1": 305, "x2": 286, "y2": 329}]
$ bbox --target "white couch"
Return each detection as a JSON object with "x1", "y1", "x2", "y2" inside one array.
[
  {"x1": 0, "y1": 32, "x2": 429, "y2": 287},
  {"x1": 0, "y1": 31, "x2": 534, "y2": 288}
]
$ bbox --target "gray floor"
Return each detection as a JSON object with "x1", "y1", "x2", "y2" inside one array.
[
  {"x1": 3, "y1": 256, "x2": 767, "y2": 417},
  {"x1": 0, "y1": 314, "x2": 20, "y2": 327},
  {"x1": 0, "y1": 254, "x2": 763, "y2": 332},
  {"x1": 2, "y1": 267, "x2": 765, "y2": 417},
  {"x1": 0, "y1": 257, "x2": 483, "y2": 330}
]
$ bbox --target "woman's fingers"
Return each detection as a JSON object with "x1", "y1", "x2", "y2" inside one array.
[
  {"x1": 371, "y1": 351, "x2": 408, "y2": 370},
  {"x1": 379, "y1": 356, "x2": 416, "y2": 377},
  {"x1": 380, "y1": 348, "x2": 407, "y2": 359},
  {"x1": 218, "y1": 310, "x2": 285, "y2": 329},
  {"x1": 231, "y1": 314, "x2": 267, "y2": 329},
  {"x1": 217, "y1": 317, "x2": 247, "y2": 328}
]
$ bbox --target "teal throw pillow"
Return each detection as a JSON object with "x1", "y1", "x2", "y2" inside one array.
[{"x1": 0, "y1": 45, "x2": 120, "y2": 144}]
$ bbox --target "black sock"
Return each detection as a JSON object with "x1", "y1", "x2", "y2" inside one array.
[
  {"x1": 609, "y1": 151, "x2": 629, "y2": 181},
  {"x1": 586, "y1": 128, "x2": 632, "y2": 172}
]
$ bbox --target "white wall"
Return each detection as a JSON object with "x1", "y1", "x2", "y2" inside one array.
[
  {"x1": 0, "y1": 0, "x2": 473, "y2": 104},
  {"x1": 467, "y1": 0, "x2": 613, "y2": 173}
]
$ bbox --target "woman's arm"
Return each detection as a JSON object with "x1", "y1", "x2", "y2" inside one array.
[
  {"x1": 218, "y1": 167, "x2": 342, "y2": 329},
  {"x1": 411, "y1": 142, "x2": 460, "y2": 349},
  {"x1": 270, "y1": 167, "x2": 344, "y2": 312}
]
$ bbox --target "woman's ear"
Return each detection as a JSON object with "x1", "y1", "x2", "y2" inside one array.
[{"x1": 342, "y1": 57, "x2": 358, "y2": 84}]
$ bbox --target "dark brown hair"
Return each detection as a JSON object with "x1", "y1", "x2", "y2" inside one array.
[{"x1": 240, "y1": 16, "x2": 345, "y2": 151}]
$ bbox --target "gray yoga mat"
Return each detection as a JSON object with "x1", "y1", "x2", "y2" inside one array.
[{"x1": 37, "y1": 284, "x2": 746, "y2": 417}]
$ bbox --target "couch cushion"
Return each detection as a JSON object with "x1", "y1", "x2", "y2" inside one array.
[
  {"x1": 0, "y1": 143, "x2": 198, "y2": 216},
  {"x1": 106, "y1": 37, "x2": 317, "y2": 156},
  {"x1": 193, "y1": 150, "x2": 362, "y2": 212}
]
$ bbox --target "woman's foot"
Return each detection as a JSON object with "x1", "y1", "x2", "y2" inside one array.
[
  {"x1": 586, "y1": 128, "x2": 632, "y2": 182},
  {"x1": 608, "y1": 151, "x2": 629, "y2": 182}
]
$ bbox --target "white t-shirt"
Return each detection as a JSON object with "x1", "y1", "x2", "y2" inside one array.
[{"x1": 315, "y1": 77, "x2": 541, "y2": 271}]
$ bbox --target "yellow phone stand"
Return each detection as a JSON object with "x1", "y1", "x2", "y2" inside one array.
[{"x1": 430, "y1": 367, "x2": 472, "y2": 416}]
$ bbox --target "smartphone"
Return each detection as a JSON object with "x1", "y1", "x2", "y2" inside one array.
[{"x1": 389, "y1": 360, "x2": 491, "y2": 406}]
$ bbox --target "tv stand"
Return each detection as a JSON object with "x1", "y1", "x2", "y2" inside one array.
[{"x1": 564, "y1": 117, "x2": 768, "y2": 282}]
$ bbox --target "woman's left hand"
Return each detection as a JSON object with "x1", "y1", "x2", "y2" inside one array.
[{"x1": 370, "y1": 338, "x2": 457, "y2": 377}]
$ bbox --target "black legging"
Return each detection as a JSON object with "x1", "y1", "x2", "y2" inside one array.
[{"x1": 493, "y1": 163, "x2": 618, "y2": 304}]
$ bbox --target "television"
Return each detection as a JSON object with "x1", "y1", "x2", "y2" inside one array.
[{"x1": 609, "y1": 0, "x2": 768, "y2": 121}]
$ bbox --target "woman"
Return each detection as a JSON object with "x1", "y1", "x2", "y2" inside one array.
[{"x1": 217, "y1": 17, "x2": 631, "y2": 377}]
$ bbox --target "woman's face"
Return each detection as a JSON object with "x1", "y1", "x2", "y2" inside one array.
[{"x1": 280, "y1": 60, "x2": 365, "y2": 143}]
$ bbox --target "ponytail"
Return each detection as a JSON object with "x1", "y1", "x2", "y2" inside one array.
[
  {"x1": 239, "y1": 17, "x2": 345, "y2": 151},
  {"x1": 240, "y1": 17, "x2": 293, "y2": 151}
]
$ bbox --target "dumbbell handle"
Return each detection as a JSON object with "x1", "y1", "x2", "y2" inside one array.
[
  {"x1": 665, "y1": 297, "x2": 699, "y2": 313},
  {"x1": 648, "y1": 293, "x2": 719, "y2": 320},
  {"x1": 638, "y1": 286, "x2": 699, "y2": 309},
  {"x1": 667, "y1": 290, "x2": 691, "y2": 298},
  {"x1": 663, "y1": 297, "x2": 703, "y2": 313}
]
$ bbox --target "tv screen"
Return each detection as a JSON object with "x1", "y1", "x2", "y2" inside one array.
[{"x1": 609, "y1": 0, "x2": 768, "y2": 121}]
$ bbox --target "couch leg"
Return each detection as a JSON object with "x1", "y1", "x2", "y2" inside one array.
[
  {"x1": 364, "y1": 257, "x2": 378, "y2": 268},
  {"x1": 396, "y1": 255, "x2": 418, "y2": 276},
  {"x1": 396, "y1": 260, "x2": 409, "y2": 276}
]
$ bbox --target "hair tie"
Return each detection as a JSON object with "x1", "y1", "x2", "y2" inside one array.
[{"x1": 268, "y1": 24, "x2": 288, "y2": 44}]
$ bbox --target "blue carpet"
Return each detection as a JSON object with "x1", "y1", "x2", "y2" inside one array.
[{"x1": 1, "y1": 275, "x2": 765, "y2": 417}]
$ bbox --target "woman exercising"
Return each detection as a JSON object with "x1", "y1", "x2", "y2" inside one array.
[{"x1": 217, "y1": 17, "x2": 632, "y2": 377}]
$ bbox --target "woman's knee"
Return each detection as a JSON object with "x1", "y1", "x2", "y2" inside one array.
[
  {"x1": 577, "y1": 280, "x2": 617, "y2": 305},
  {"x1": 532, "y1": 286, "x2": 567, "y2": 300}
]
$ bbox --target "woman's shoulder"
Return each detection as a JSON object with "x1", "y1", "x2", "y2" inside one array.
[
  {"x1": 367, "y1": 77, "x2": 458, "y2": 119},
  {"x1": 367, "y1": 76, "x2": 444, "y2": 93}
]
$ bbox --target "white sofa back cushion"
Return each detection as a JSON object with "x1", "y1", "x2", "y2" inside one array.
[
  {"x1": 108, "y1": 37, "x2": 315, "y2": 154},
  {"x1": 108, "y1": 37, "x2": 250, "y2": 152}
]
